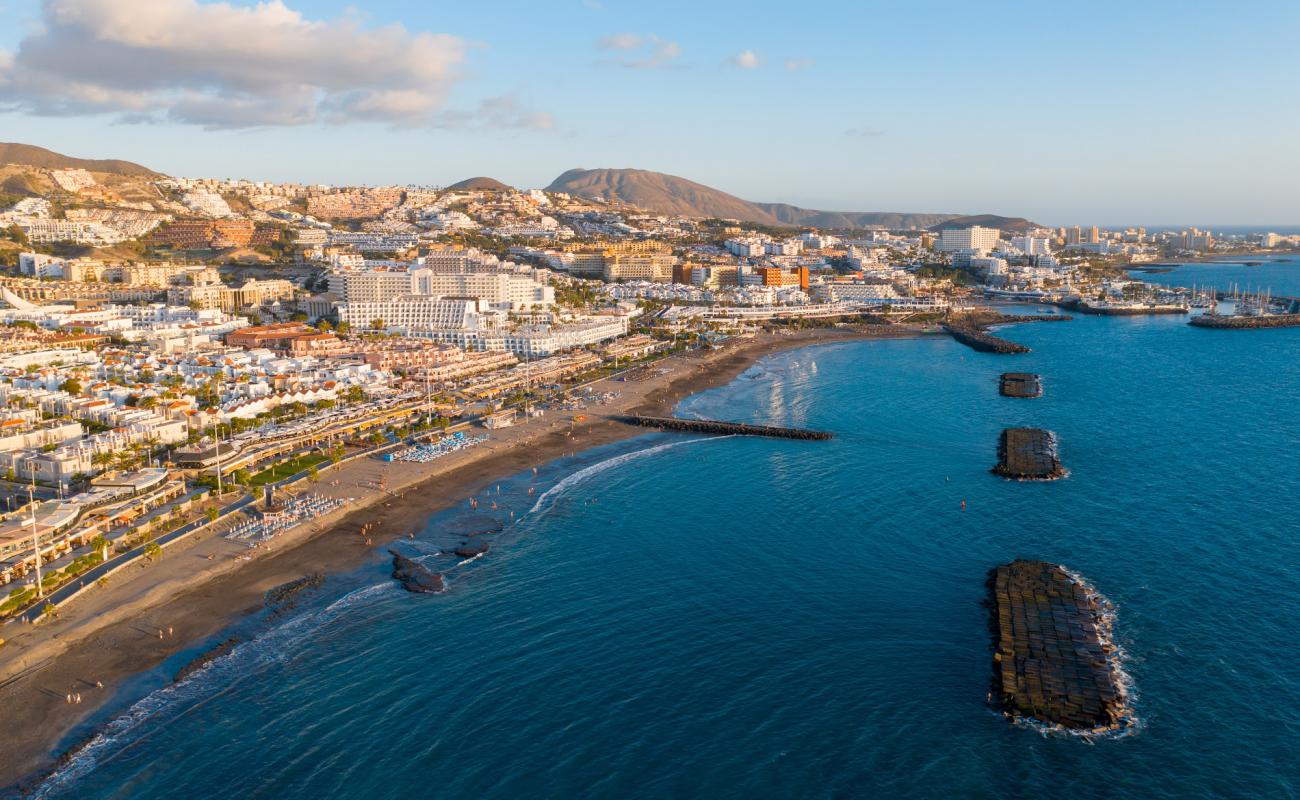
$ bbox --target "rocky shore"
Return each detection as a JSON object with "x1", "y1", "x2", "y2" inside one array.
[{"x1": 389, "y1": 550, "x2": 445, "y2": 594}]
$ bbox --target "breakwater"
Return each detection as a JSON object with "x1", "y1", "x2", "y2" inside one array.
[
  {"x1": 615, "y1": 415, "x2": 833, "y2": 440},
  {"x1": 989, "y1": 560, "x2": 1132, "y2": 734},
  {"x1": 944, "y1": 325, "x2": 1030, "y2": 354},
  {"x1": 943, "y1": 312, "x2": 1069, "y2": 354},
  {"x1": 999, "y1": 373, "x2": 1042, "y2": 398},
  {"x1": 1189, "y1": 313, "x2": 1300, "y2": 329},
  {"x1": 1061, "y1": 298, "x2": 1187, "y2": 316},
  {"x1": 993, "y1": 428, "x2": 1065, "y2": 480}
]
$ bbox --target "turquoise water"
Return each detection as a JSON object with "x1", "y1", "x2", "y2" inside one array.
[
  {"x1": 1134, "y1": 254, "x2": 1300, "y2": 296},
  {"x1": 29, "y1": 314, "x2": 1300, "y2": 799}
]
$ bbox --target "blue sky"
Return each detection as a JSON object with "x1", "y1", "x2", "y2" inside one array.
[{"x1": 1, "y1": 0, "x2": 1298, "y2": 225}]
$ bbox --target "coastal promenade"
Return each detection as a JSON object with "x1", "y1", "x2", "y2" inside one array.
[{"x1": 0, "y1": 325, "x2": 924, "y2": 791}]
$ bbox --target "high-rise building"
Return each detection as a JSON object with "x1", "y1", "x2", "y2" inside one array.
[{"x1": 937, "y1": 226, "x2": 1000, "y2": 253}]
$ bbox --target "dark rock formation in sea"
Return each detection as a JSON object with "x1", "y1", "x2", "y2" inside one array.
[
  {"x1": 264, "y1": 573, "x2": 324, "y2": 614},
  {"x1": 389, "y1": 549, "x2": 446, "y2": 594},
  {"x1": 453, "y1": 542, "x2": 490, "y2": 559},
  {"x1": 174, "y1": 636, "x2": 243, "y2": 683},
  {"x1": 988, "y1": 560, "x2": 1132, "y2": 734}
]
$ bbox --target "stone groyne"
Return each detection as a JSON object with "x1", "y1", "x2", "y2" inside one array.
[
  {"x1": 989, "y1": 560, "x2": 1133, "y2": 734},
  {"x1": 944, "y1": 325, "x2": 1030, "y2": 354},
  {"x1": 993, "y1": 428, "x2": 1065, "y2": 480},
  {"x1": 615, "y1": 415, "x2": 833, "y2": 440},
  {"x1": 943, "y1": 312, "x2": 1068, "y2": 354},
  {"x1": 1189, "y1": 313, "x2": 1300, "y2": 330},
  {"x1": 999, "y1": 373, "x2": 1042, "y2": 398}
]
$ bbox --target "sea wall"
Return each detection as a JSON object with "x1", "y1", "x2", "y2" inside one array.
[{"x1": 1189, "y1": 313, "x2": 1300, "y2": 329}]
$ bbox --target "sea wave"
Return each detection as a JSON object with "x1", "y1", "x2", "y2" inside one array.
[
  {"x1": 32, "y1": 580, "x2": 395, "y2": 797},
  {"x1": 525, "y1": 436, "x2": 726, "y2": 520}
]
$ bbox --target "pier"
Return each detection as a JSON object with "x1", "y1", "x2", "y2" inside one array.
[
  {"x1": 615, "y1": 415, "x2": 833, "y2": 440},
  {"x1": 999, "y1": 373, "x2": 1042, "y2": 398},
  {"x1": 993, "y1": 428, "x2": 1065, "y2": 480},
  {"x1": 989, "y1": 560, "x2": 1132, "y2": 734}
]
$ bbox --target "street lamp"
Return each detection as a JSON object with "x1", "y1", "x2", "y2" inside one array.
[{"x1": 28, "y1": 485, "x2": 41, "y2": 599}]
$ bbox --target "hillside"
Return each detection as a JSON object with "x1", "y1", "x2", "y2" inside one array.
[
  {"x1": 0, "y1": 143, "x2": 162, "y2": 178},
  {"x1": 446, "y1": 176, "x2": 512, "y2": 191},
  {"x1": 927, "y1": 214, "x2": 1037, "y2": 234},
  {"x1": 546, "y1": 167, "x2": 1020, "y2": 231}
]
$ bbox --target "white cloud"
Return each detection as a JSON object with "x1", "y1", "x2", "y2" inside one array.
[
  {"x1": 784, "y1": 58, "x2": 814, "y2": 71},
  {"x1": 597, "y1": 33, "x2": 681, "y2": 68},
  {"x1": 729, "y1": 50, "x2": 761, "y2": 69},
  {"x1": 436, "y1": 94, "x2": 554, "y2": 131},
  {"x1": 0, "y1": 0, "x2": 489, "y2": 129},
  {"x1": 599, "y1": 33, "x2": 643, "y2": 51}
]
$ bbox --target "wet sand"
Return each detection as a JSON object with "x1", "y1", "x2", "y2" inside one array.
[{"x1": 0, "y1": 326, "x2": 927, "y2": 792}]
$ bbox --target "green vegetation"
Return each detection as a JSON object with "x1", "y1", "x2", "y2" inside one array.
[{"x1": 249, "y1": 453, "x2": 330, "y2": 486}]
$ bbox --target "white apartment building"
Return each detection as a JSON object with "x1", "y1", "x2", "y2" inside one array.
[
  {"x1": 410, "y1": 269, "x2": 554, "y2": 310},
  {"x1": 937, "y1": 226, "x2": 1000, "y2": 253},
  {"x1": 1010, "y1": 236, "x2": 1053, "y2": 256},
  {"x1": 336, "y1": 296, "x2": 494, "y2": 330}
]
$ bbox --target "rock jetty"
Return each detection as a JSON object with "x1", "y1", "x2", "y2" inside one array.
[
  {"x1": 1189, "y1": 313, "x2": 1300, "y2": 329},
  {"x1": 944, "y1": 324, "x2": 1030, "y2": 354},
  {"x1": 999, "y1": 373, "x2": 1042, "y2": 398},
  {"x1": 989, "y1": 560, "x2": 1132, "y2": 734},
  {"x1": 993, "y1": 428, "x2": 1065, "y2": 480},
  {"x1": 174, "y1": 636, "x2": 243, "y2": 683},
  {"x1": 616, "y1": 415, "x2": 833, "y2": 440},
  {"x1": 264, "y1": 573, "x2": 324, "y2": 614},
  {"x1": 389, "y1": 549, "x2": 445, "y2": 594}
]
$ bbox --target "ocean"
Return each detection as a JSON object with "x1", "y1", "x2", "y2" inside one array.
[
  {"x1": 1133, "y1": 253, "x2": 1300, "y2": 296},
  {"x1": 29, "y1": 304, "x2": 1300, "y2": 798}
]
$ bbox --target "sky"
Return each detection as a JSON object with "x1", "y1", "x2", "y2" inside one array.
[{"x1": 0, "y1": 0, "x2": 1298, "y2": 226}]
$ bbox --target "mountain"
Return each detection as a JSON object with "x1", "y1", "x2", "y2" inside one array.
[
  {"x1": 446, "y1": 176, "x2": 512, "y2": 191},
  {"x1": 927, "y1": 214, "x2": 1037, "y2": 234},
  {"x1": 0, "y1": 143, "x2": 162, "y2": 178},
  {"x1": 545, "y1": 167, "x2": 1027, "y2": 231}
]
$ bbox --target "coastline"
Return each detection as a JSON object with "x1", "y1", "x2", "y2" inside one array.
[{"x1": 0, "y1": 325, "x2": 927, "y2": 792}]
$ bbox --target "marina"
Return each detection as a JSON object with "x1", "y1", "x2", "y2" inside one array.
[{"x1": 989, "y1": 559, "x2": 1133, "y2": 735}]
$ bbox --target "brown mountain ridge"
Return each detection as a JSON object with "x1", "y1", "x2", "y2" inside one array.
[{"x1": 546, "y1": 167, "x2": 1036, "y2": 232}]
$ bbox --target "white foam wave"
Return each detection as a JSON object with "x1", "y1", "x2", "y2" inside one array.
[
  {"x1": 33, "y1": 580, "x2": 395, "y2": 797},
  {"x1": 525, "y1": 436, "x2": 726, "y2": 520}
]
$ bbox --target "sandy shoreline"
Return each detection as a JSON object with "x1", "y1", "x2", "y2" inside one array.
[{"x1": 0, "y1": 326, "x2": 927, "y2": 792}]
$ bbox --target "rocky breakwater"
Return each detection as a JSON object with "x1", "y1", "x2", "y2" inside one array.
[
  {"x1": 943, "y1": 310, "x2": 1069, "y2": 354},
  {"x1": 999, "y1": 373, "x2": 1042, "y2": 398},
  {"x1": 988, "y1": 560, "x2": 1133, "y2": 735},
  {"x1": 389, "y1": 549, "x2": 446, "y2": 594},
  {"x1": 1062, "y1": 298, "x2": 1187, "y2": 316},
  {"x1": 993, "y1": 428, "x2": 1065, "y2": 480},
  {"x1": 1189, "y1": 313, "x2": 1300, "y2": 330}
]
